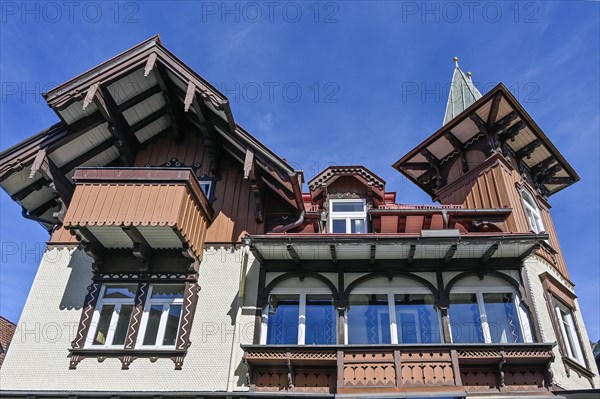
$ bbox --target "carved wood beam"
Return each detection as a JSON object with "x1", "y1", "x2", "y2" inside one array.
[
  {"x1": 90, "y1": 84, "x2": 138, "y2": 164},
  {"x1": 122, "y1": 226, "x2": 152, "y2": 271},
  {"x1": 529, "y1": 156, "x2": 556, "y2": 180},
  {"x1": 250, "y1": 246, "x2": 265, "y2": 264},
  {"x1": 443, "y1": 131, "x2": 468, "y2": 172},
  {"x1": 287, "y1": 244, "x2": 300, "y2": 264},
  {"x1": 251, "y1": 176, "x2": 265, "y2": 224},
  {"x1": 498, "y1": 120, "x2": 526, "y2": 155},
  {"x1": 401, "y1": 162, "x2": 431, "y2": 170},
  {"x1": 244, "y1": 149, "x2": 255, "y2": 180},
  {"x1": 487, "y1": 93, "x2": 502, "y2": 128},
  {"x1": 492, "y1": 111, "x2": 518, "y2": 136},
  {"x1": 420, "y1": 149, "x2": 443, "y2": 188},
  {"x1": 407, "y1": 244, "x2": 416, "y2": 264},
  {"x1": 518, "y1": 242, "x2": 541, "y2": 262},
  {"x1": 186, "y1": 82, "x2": 222, "y2": 174},
  {"x1": 154, "y1": 63, "x2": 184, "y2": 143},
  {"x1": 444, "y1": 244, "x2": 457, "y2": 263},
  {"x1": 170, "y1": 228, "x2": 198, "y2": 264},
  {"x1": 515, "y1": 140, "x2": 542, "y2": 165},
  {"x1": 31, "y1": 150, "x2": 74, "y2": 207},
  {"x1": 330, "y1": 244, "x2": 337, "y2": 263},
  {"x1": 481, "y1": 243, "x2": 499, "y2": 263},
  {"x1": 75, "y1": 226, "x2": 106, "y2": 271},
  {"x1": 545, "y1": 176, "x2": 573, "y2": 185},
  {"x1": 469, "y1": 112, "x2": 498, "y2": 150}
]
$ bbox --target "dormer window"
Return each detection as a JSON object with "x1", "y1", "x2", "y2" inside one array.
[
  {"x1": 522, "y1": 190, "x2": 544, "y2": 233},
  {"x1": 329, "y1": 199, "x2": 367, "y2": 233}
]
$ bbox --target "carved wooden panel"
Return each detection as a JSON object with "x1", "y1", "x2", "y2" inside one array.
[
  {"x1": 71, "y1": 282, "x2": 101, "y2": 349},
  {"x1": 124, "y1": 282, "x2": 148, "y2": 349},
  {"x1": 461, "y1": 367, "x2": 499, "y2": 391},
  {"x1": 176, "y1": 281, "x2": 200, "y2": 350}
]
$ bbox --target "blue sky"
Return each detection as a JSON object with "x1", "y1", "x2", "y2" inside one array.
[{"x1": 1, "y1": 2, "x2": 598, "y2": 341}]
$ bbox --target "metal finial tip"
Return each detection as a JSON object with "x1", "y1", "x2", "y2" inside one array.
[
  {"x1": 453, "y1": 56, "x2": 459, "y2": 63},
  {"x1": 467, "y1": 72, "x2": 472, "y2": 77}
]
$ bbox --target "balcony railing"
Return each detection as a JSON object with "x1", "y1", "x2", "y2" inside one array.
[
  {"x1": 63, "y1": 167, "x2": 213, "y2": 263},
  {"x1": 242, "y1": 344, "x2": 554, "y2": 395}
]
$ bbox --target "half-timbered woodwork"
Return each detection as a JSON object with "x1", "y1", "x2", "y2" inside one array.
[{"x1": 0, "y1": 43, "x2": 597, "y2": 399}]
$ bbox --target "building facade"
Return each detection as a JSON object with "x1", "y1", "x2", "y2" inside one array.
[{"x1": 0, "y1": 37, "x2": 598, "y2": 398}]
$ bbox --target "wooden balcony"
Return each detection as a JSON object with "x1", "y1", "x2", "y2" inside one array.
[
  {"x1": 242, "y1": 344, "x2": 554, "y2": 395},
  {"x1": 63, "y1": 168, "x2": 213, "y2": 267}
]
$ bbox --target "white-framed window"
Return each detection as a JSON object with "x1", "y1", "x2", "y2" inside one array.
[
  {"x1": 329, "y1": 199, "x2": 367, "y2": 233},
  {"x1": 137, "y1": 284, "x2": 185, "y2": 349},
  {"x1": 86, "y1": 284, "x2": 137, "y2": 348},
  {"x1": 345, "y1": 289, "x2": 443, "y2": 345},
  {"x1": 554, "y1": 300, "x2": 585, "y2": 365},
  {"x1": 448, "y1": 288, "x2": 529, "y2": 344},
  {"x1": 522, "y1": 190, "x2": 544, "y2": 234},
  {"x1": 199, "y1": 181, "x2": 212, "y2": 198},
  {"x1": 261, "y1": 289, "x2": 337, "y2": 345}
]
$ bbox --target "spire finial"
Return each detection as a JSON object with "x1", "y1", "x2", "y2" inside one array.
[
  {"x1": 467, "y1": 71, "x2": 472, "y2": 77},
  {"x1": 453, "y1": 56, "x2": 459, "y2": 66}
]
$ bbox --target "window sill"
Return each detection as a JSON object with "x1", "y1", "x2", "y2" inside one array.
[
  {"x1": 68, "y1": 348, "x2": 187, "y2": 370},
  {"x1": 563, "y1": 356, "x2": 596, "y2": 381}
]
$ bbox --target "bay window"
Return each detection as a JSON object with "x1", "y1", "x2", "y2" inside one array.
[
  {"x1": 263, "y1": 291, "x2": 336, "y2": 345},
  {"x1": 346, "y1": 291, "x2": 442, "y2": 345},
  {"x1": 329, "y1": 199, "x2": 367, "y2": 233},
  {"x1": 449, "y1": 290, "x2": 526, "y2": 344}
]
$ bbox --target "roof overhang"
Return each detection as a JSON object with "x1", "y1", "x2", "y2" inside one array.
[
  {"x1": 0, "y1": 36, "x2": 304, "y2": 231},
  {"x1": 245, "y1": 232, "x2": 547, "y2": 267},
  {"x1": 393, "y1": 83, "x2": 579, "y2": 197}
]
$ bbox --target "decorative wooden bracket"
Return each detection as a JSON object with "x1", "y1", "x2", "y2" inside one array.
[
  {"x1": 443, "y1": 131, "x2": 468, "y2": 172},
  {"x1": 420, "y1": 149, "x2": 443, "y2": 188}
]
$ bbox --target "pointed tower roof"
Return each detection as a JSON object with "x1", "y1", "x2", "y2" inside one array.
[{"x1": 443, "y1": 57, "x2": 482, "y2": 125}]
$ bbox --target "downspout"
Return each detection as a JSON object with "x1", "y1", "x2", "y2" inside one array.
[
  {"x1": 227, "y1": 243, "x2": 251, "y2": 391},
  {"x1": 270, "y1": 211, "x2": 305, "y2": 234},
  {"x1": 270, "y1": 171, "x2": 306, "y2": 233}
]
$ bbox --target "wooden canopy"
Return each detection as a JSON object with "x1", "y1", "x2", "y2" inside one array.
[
  {"x1": 0, "y1": 36, "x2": 303, "y2": 231},
  {"x1": 393, "y1": 84, "x2": 579, "y2": 198}
]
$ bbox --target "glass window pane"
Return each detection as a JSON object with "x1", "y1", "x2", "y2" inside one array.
[
  {"x1": 92, "y1": 305, "x2": 114, "y2": 345},
  {"x1": 103, "y1": 284, "x2": 137, "y2": 299},
  {"x1": 350, "y1": 218, "x2": 366, "y2": 233},
  {"x1": 348, "y1": 294, "x2": 391, "y2": 344},
  {"x1": 267, "y1": 294, "x2": 299, "y2": 344},
  {"x1": 483, "y1": 293, "x2": 523, "y2": 343},
  {"x1": 332, "y1": 219, "x2": 347, "y2": 233},
  {"x1": 162, "y1": 305, "x2": 182, "y2": 346},
  {"x1": 112, "y1": 305, "x2": 133, "y2": 346},
  {"x1": 394, "y1": 294, "x2": 441, "y2": 343},
  {"x1": 305, "y1": 295, "x2": 336, "y2": 345},
  {"x1": 332, "y1": 202, "x2": 364, "y2": 212},
  {"x1": 449, "y1": 293, "x2": 484, "y2": 343},
  {"x1": 151, "y1": 284, "x2": 185, "y2": 299},
  {"x1": 143, "y1": 305, "x2": 164, "y2": 345}
]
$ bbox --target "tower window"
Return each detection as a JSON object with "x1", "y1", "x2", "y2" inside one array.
[{"x1": 522, "y1": 190, "x2": 544, "y2": 234}]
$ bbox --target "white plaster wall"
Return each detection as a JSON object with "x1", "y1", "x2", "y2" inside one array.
[
  {"x1": 0, "y1": 245, "x2": 256, "y2": 393},
  {"x1": 522, "y1": 256, "x2": 600, "y2": 390}
]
